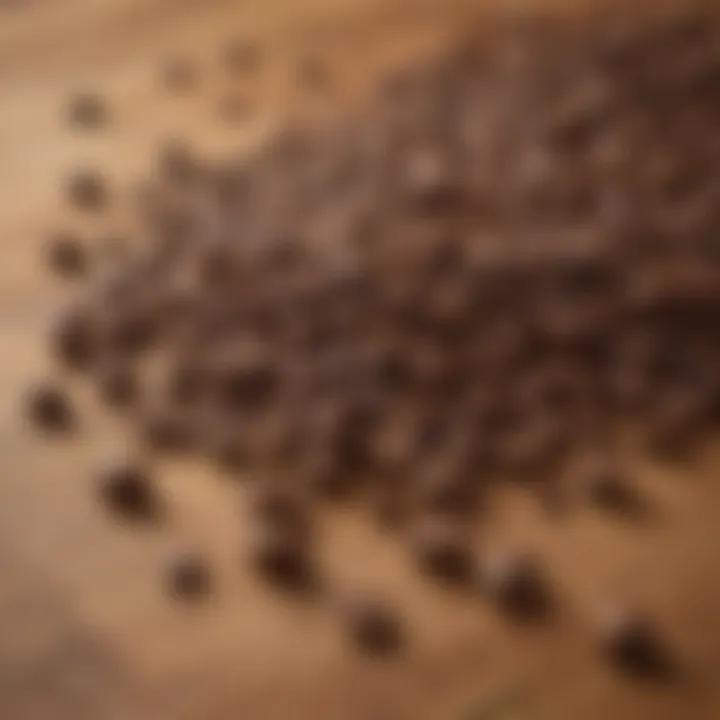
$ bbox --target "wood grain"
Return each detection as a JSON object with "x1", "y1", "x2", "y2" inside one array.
[{"x1": 1, "y1": 1, "x2": 719, "y2": 718}]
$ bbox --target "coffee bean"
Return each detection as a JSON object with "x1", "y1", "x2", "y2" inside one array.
[
  {"x1": 104, "y1": 306, "x2": 158, "y2": 356},
  {"x1": 597, "y1": 606, "x2": 673, "y2": 679},
  {"x1": 25, "y1": 382, "x2": 74, "y2": 433},
  {"x1": 66, "y1": 169, "x2": 108, "y2": 212},
  {"x1": 478, "y1": 550, "x2": 551, "y2": 620},
  {"x1": 581, "y1": 454, "x2": 638, "y2": 514},
  {"x1": 340, "y1": 595, "x2": 403, "y2": 656},
  {"x1": 212, "y1": 350, "x2": 279, "y2": 413},
  {"x1": 51, "y1": 308, "x2": 96, "y2": 371},
  {"x1": 412, "y1": 517, "x2": 470, "y2": 582},
  {"x1": 98, "y1": 461, "x2": 158, "y2": 521},
  {"x1": 67, "y1": 92, "x2": 107, "y2": 130},
  {"x1": 248, "y1": 522, "x2": 314, "y2": 591},
  {"x1": 166, "y1": 553, "x2": 212, "y2": 601},
  {"x1": 45, "y1": 232, "x2": 88, "y2": 278}
]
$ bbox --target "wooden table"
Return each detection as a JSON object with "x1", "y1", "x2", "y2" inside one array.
[{"x1": 1, "y1": 1, "x2": 718, "y2": 718}]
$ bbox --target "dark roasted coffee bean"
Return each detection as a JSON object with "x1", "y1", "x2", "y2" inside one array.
[
  {"x1": 597, "y1": 607, "x2": 673, "y2": 679},
  {"x1": 25, "y1": 382, "x2": 74, "y2": 433},
  {"x1": 98, "y1": 461, "x2": 158, "y2": 521},
  {"x1": 340, "y1": 595, "x2": 403, "y2": 656},
  {"x1": 67, "y1": 92, "x2": 107, "y2": 130},
  {"x1": 412, "y1": 517, "x2": 470, "y2": 582},
  {"x1": 166, "y1": 553, "x2": 212, "y2": 601},
  {"x1": 66, "y1": 169, "x2": 108, "y2": 212},
  {"x1": 51, "y1": 308, "x2": 96, "y2": 371},
  {"x1": 581, "y1": 454, "x2": 639, "y2": 514},
  {"x1": 213, "y1": 351, "x2": 279, "y2": 413},
  {"x1": 45, "y1": 232, "x2": 88, "y2": 278},
  {"x1": 478, "y1": 551, "x2": 551, "y2": 620},
  {"x1": 105, "y1": 307, "x2": 157, "y2": 356},
  {"x1": 248, "y1": 522, "x2": 313, "y2": 591}
]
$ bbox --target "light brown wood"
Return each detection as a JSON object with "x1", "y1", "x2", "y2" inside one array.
[{"x1": 1, "y1": 1, "x2": 719, "y2": 718}]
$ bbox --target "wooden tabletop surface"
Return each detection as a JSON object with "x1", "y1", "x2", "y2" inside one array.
[{"x1": 1, "y1": 1, "x2": 719, "y2": 718}]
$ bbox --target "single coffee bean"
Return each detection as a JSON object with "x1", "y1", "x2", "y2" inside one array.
[
  {"x1": 581, "y1": 454, "x2": 638, "y2": 513},
  {"x1": 67, "y1": 92, "x2": 107, "y2": 130},
  {"x1": 66, "y1": 169, "x2": 108, "y2": 212},
  {"x1": 597, "y1": 606, "x2": 672, "y2": 679},
  {"x1": 166, "y1": 552, "x2": 212, "y2": 601},
  {"x1": 340, "y1": 594, "x2": 403, "y2": 656},
  {"x1": 98, "y1": 461, "x2": 157, "y2": 521},
  {"x1": 25, "y1": 382, "x2": 74, "y2": 433},
  {"x1": 478, "y1": 550, "x2": 551, "y2": 620},
  {"x1": 412, "y1": 517, "x2": 471, "y2": 582},
  {"x1": 51, "y1": 308, "x2": 96, "y2": 371},
  {"x1": 248, "y1": 522, "x2": 314, "y2": 591},
  {"x1": 45, "y1": 232, "x2": 88, "y2": 278}
]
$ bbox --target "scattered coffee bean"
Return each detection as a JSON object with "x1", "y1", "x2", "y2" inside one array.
[
  {"x1": 45, "y1": 232, "x2": 88, "y2": 278},
  {"x1": 66, "y1": 169, "x2": 108, "y2": 212},
  {"x1": 248, "y1": 522, "x2": 314, "y2": 591},
  {"x1": 580, "y1": 453, "x2": 640, "y2": 515},
  {"x1": 51, "y1": 307, "x2": 96, "y2": 371},
  {"x1": 25, "y1": 382, "x2": 74, "y2": 433},
  {"x1": 478, "y1": 550, "x2": 551, "y2": 620},
  {"x1": 340, "y1": 594, "x2": 403, "y2": 656},
  {"x1": 67, "y1": 92, "x2": 107, "y2": 130},
  {"x1": 34, "y1": 13, "x2": 720, "y2": 638},
  {"x1": 597, "y1": 606, "x2": 673, "y2": 679},
  {"x1": 412, "y1": 517, "x2": 471, "y2": 582},
  {"x1": 166, "y1": 552, "x2": 212, "y2": 601},
  {"x1": 98, "y1": 461, "x2": 157, "y2": 521}
]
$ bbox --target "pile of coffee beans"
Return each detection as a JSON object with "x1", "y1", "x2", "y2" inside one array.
[{"x1": 31, "y1": 12, "x2": 720, "y2": 662}]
